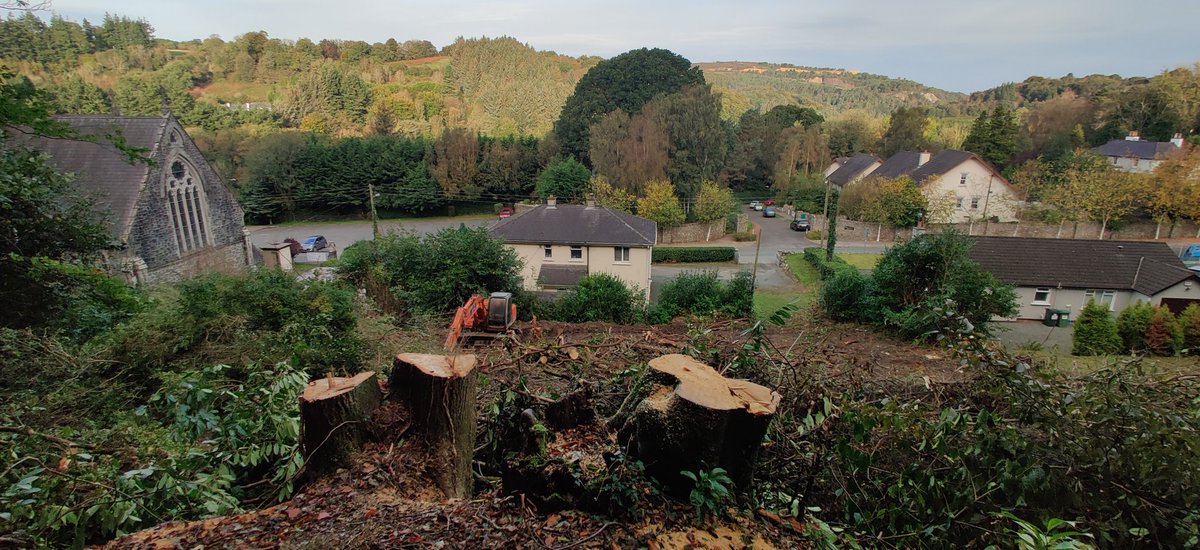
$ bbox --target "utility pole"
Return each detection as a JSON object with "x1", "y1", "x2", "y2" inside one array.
[
  {"x1": 751, "y1": 224, "x2": 764, "y2": 288},
  {"x1": 368, "y1": 183, "x2": 380, "y2": 239}
]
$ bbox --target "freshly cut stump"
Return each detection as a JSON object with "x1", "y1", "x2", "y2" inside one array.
[
  {"x1": 623, "y1": 354, "x2": 780, "y2": 493},
  {"x1": 299, "y1": 371, "x2": 383, "y2": 476},
  {"x1": 390, "y1": 353, "x2": 478, "y2": 499}
]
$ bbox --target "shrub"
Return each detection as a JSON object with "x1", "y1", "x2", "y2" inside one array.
[
  {"x1": 1116, "y1": 301, "x2": 1154, "y2": 352},
  {"x1": 731, "y1": 231, "x2": 756, "y2": 241},
  {"x1": 339, "y1": 227, "x2": 523, "y2": 315},
  {"x1": 654, "y1": 270, "x2": 753, "y2": 320},
  {"x1": 820, "y1": 268, "x2": 867, "y2": 321},
  {"x1": 869, "y1": 231, "x2": 1016, "y2": 339},
  {"x1": 1180, "y1": 303, "x2": 1200, "y2": 354},
  {"x1": 725, "y1": 213, "x2": 738, "y2": 233},
  {"x1": 1143, "y1": 307, "x2": 1181, "y2": 356},
  {"x1": 803, "y1": 247, "x2": 856, "y2": 279},
  {"x1": 652, "y1": 246, "x2": 737, "y2": 263},
  {"x1": 553, "y1": 273, "x2": 642, "y2": 323},
  {"x1": 1072, "y1": 300, "x2": 1122, "y2": 356}
]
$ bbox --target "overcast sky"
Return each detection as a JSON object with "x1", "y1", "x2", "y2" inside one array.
[{"x1": 45, "y1": 0, "x2": 1200, "y2": 92}]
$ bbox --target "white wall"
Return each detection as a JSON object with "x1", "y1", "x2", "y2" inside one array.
[
  {"x1": 923, "y1": 158, "x2": 1020, "y2": 223},
  {"x1": 1107, "y1": 155, "x2": 1161, "y2": 174},
  {"x1": 507, "y1": 242, "x2": 652, "y2": 300},
  {"x1": 1011, "y1": 285, "x2": 1135, "y2": 320}
]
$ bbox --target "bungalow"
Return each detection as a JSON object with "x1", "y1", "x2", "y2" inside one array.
[
  {"x1": 1093, "y1": 132, "x2": 1183, "y2": 173},
  {"x1": 488, "y1": 196, "x2": 657, "y2": 300},
  {"x1": 968, "y1": 236, "x2": 1200, "y2": 320}
]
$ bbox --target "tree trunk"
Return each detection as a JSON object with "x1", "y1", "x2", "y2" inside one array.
[
  {"x1": 1100, "y1": 216, "x2": 1109, "y2": 240},
  {"x1": 299, "y1": 371, "x2": 383, "y2": 476},
  {"x1": 621, "y1": 354, "x2": 779, "y2": 495},
  {"x1": 1056, "y1": 219, "x2": 1064, "y2": 239},
  {"x1": 390, "y1": 353, "x2": 478, "y2": 499},
  {"x1": 1155, "y1": 221, "x2": 1162, "y2": 240},
  {"x1": 876, "y1": 222, "x2": 882, "y2": 242}
]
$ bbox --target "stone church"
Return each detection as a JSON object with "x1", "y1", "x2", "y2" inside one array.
[{"x1": 30, "y1": 114, "x2": 251, "y2": 283}]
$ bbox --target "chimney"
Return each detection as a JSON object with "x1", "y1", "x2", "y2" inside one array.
[
  {"x1": 1171, "y1": 133, "x2": 1184, "y2": 147},
  {"x1": 546, "y1": 195, "x2": 556, "y2": 208},
  {"x1": 1125, "y1": 131, "x2": 1140, "y2": 141},
  {"x1": 585, "y1": 193, "x2": 596, "y2": 209},
  {"x1": 917, "y1": 151, "x2": 931, "y2": 166}
]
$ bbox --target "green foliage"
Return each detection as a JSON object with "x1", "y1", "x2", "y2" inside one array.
[
  {"x1": 653, "y1": 270, "x2": 753, "y2": 321},
  {"x1": 1072, "y1": 301, "x2": 1123, "y2": 356},
  {"x1": 338, "y1": 226, "x2": 523, "y2": 315},
  {"x1": 820, "y1": 268, "x2": 868, "y2": 321},
  {"x1": 554, "y1": 47, "x2": 704, "y2": 163},
  {"x1": 552, "y1": 273, "x2": 642, "y2": 323},
  {"x1": 1117, "y1": 301, "x2": 1155, "y2": 352},
  {"x1": 651, "y1": 246, "x2": 737, "y2": 263},
  {"x1": 825, "y1": 187, "x2": 840, "y2": 261},
  {"x1": 881, "y1": 105, "x2": 929, "y2": 156},
  {"x1": 868, "y1": 231, "x2": 1016, "y2": 339},
  {"x1": 1180, "y1": 304, "x2": 1200, "y2": 354},
  {"x1": 535, "y1": 157, "x2": 591, "y2": 201},
  {"x1": 731, "y1": 231, "x2": 756, "y2": 241},
  {"x1": 996, "y1": 511, "x2": 1095, "y2": 550},
  {"x1": 637, "y1": 179, "x2": 686, "y2": 227},
  {"x1": 803, "y1": 247, "x2": 855, "y2": 279},
  {"x1": 694, "y1": 180, "x2": 736, "y2": 222},
  {"x1": 680, "y1": 467, "x2": 733, "y2": 519},
  {"x1": 961, "y1": 105, "x2": 1021, "y2": 170}
]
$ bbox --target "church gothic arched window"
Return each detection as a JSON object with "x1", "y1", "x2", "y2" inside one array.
[{"x1": 165, "y1": 157, "x2": 212, "y2": 255}]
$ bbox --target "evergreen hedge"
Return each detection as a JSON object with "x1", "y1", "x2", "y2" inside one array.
[
  {"x1": 652, "y1": 246, "x2": 736, "y2": 263},
  {"x1": 1073, "y1": 300, "x2": 1123, "y2": 356}
]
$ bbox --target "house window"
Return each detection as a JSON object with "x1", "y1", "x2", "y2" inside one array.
[
  {"x1": 165, "y1": 158, "x2": 212, "y2": 256},
  {"x1": 1086, "y1": 289, "x2": 1116, "y2": 310},
  {"x1": 569, "y1": 246, "x2": 583, "y2": 260},
  {"x1": 543, "y1": 245, "x2": 553, "y2": 259},
  {"x1": 959, "y1": 173, "x2": 968, "y2": 186},
  {"x1": 970, "y1": 197, "x2": 980, "y2": 209},
  {"x1": 1033, "y1": 287, "x2": 1051, "y2": 305},
  {"x1": 614, "y1": 247, "x2": 630, "y2": 263},
  {"x1": 955, "y1": 197, "x2": 964, "y2": 208}
]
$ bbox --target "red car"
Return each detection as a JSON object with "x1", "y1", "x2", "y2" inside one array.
[
  {"x1": 763, "y1": 198, "x2": 775, "y2": 206},
  {"x1": 498, "y1": 207, "x2": 514, "y2": 219}
]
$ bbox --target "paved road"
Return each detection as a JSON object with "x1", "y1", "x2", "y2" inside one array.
[{"x1": 247, "y1": 215, "x2": 494, "y2": 251}]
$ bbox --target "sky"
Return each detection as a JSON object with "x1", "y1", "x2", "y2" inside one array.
[{"x1": 45, "y1": 0, "x2": 1200, "y2": 93}]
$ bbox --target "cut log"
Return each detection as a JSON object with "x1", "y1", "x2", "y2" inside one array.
[
  {"x1": 299, "y1": 371, "x2": 382, "y2": 476},
  {"x1": 389, "y1": 353, "x2": 478, "y2": 499},
  {"x1": 622, "y1": 354, "x2": 780, "y2": 494}
]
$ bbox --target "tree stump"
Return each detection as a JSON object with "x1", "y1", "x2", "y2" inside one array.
[
  {"x1": 389, "y1": 352, "x2": 478, "y2": 499},
  {"x1": 622, "y1": 354, "x2": 780, "y2": 494},
  {"x1": 299, "y1": 371, "x2": 382, "y2": 476}
]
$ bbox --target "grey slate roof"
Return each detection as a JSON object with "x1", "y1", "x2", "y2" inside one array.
[
  {"x1": 909, "y1": 149, "x2": 975, "y2": 182},
  {"x1": 826, "y1": 153, "x2": 880, "y2": 186},
  {"x1": 489, "y1": 204, "x2": 657, "y2": 246},
  {"x1": 1093, "y1": 139, "x2": 1178, "y2": 160},
  {"x1": 870, "y1": 151, "x2": 921, "y2": 178},
  {"x1": 537, "y1": 264, "x2": 589, "y2": 288},
  {"x1": 25, "y1": 116, "x2": 167, "y2": 239},
  {"x1": 968, "y1": 236, "x2": 1198, "y2": 296}
]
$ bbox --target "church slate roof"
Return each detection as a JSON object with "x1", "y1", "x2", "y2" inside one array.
[{"x1": 24, "y1": 116, "x2": 168, "y2": 240}]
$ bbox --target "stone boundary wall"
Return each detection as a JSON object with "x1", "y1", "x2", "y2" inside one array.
[
  {"x1": 809, "y1": 214, "x2": 1200, "y2": 244},
  {"x1": 658, "y1": 219, "x2": 727, "y2": 244}
]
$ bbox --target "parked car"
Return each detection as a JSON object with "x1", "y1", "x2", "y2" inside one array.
[
  {"x1": 762, "y1": 206, "x2": 776, "y2": 218},
  {"x1": 763, "y1": 198, "x2": 775, "y2": 206},
  {"x1": 498, "y1": 207, "x2": 514, "y2": 219},
  {"x1": 748, "y1": 200, "x2": 761, "y2": 210},
  {"x1": 301, "y1": 235, "x2": 328, "y2": 252},
  {"x1": 790, "y1": 218, "x2": 810, "y2": 231}
]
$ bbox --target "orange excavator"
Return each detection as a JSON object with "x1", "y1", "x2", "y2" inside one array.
[{"x1": 444, "y1": 292, "x2": 518, "y2": 351}]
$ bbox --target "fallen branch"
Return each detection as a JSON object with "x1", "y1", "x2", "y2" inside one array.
[{"x1": 0, "y1": 425, "x2": 94, "y2": 450}]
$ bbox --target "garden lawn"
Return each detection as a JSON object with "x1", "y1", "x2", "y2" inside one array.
[{"x1": 836, "y1": 253, "x2": 882, "y2": 269}]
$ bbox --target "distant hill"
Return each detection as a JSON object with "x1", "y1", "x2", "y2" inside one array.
[{"x1": 698, "y1": 61, "x2": 970, "y2": 119}]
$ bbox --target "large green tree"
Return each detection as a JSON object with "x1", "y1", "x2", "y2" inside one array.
[
  {"x1": 881, "y1": 106, "x2": 929, "y2": 156},
  {"x1": 553, "y1": 48, "x2": 704, "y2": 164}
]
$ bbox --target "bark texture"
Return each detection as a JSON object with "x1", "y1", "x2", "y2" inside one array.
[
  {"x1": 299, "y1": 371, "x2": 383, "y2": 476},
  {"x1": 390, "y1": 353, "x2": 478, "y2": 499},
  {"x1": 621, "y1": 354, "x2": 780, "y2": 493}
]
